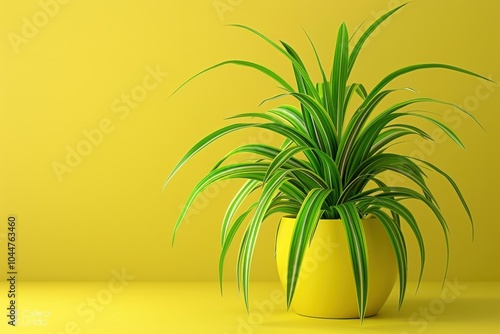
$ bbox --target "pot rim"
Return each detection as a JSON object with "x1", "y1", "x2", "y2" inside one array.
[{"x1": 281, "y1": 214, "x2": 378, "y2": 222}]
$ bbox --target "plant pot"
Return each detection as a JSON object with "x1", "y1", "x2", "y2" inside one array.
[{"x1": 276, "y1": 216, "x2": 397, "y2": 319}]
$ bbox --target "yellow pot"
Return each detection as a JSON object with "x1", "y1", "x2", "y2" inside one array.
[{"x1": 276, "y1": 216, "x2": 397, "y2": 318}]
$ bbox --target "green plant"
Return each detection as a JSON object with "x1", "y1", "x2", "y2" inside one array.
[{"x1": 165, "y1": 4, "x2": 490, "y2": 319}]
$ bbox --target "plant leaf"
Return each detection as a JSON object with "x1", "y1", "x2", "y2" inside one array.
[
  {"x1": 286, "y1": 188, "x2": 333, "y2": 308},
  {"x1": 333, "y1": 202, "x2": 368, "y2": 321}
]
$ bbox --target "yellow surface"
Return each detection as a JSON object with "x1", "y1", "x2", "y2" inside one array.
[
  {"x1": 0, "y1": 1, "x2": 500, "y2": 282},
  {"x1": 276, "y1": 217, "x2": 396, "y2": 318},
  {"x1": 0, "y1": 281, "x2": 499, "y2": 333}
]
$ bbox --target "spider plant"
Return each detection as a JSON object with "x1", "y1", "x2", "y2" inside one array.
[{"x1": 164, "y1": 4, "x2": 490, "y2": 320}]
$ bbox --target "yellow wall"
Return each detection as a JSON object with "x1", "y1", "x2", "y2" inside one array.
[{"x1": 0, "y1": 0, "x2": 499, "y2": 282}]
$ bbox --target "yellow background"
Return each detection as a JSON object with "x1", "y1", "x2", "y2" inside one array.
[{"x1": 0, "y1": 0, "x2": 499, "y2": 283}]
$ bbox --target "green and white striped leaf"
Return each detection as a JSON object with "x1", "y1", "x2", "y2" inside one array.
[{"x1": 286, "y1": 188, "x2": 333, "y2": 308}]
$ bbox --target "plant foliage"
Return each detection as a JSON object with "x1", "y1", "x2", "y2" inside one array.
[{"x1": 165, "y1": 4, "x2": 490, "y2": 320}]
